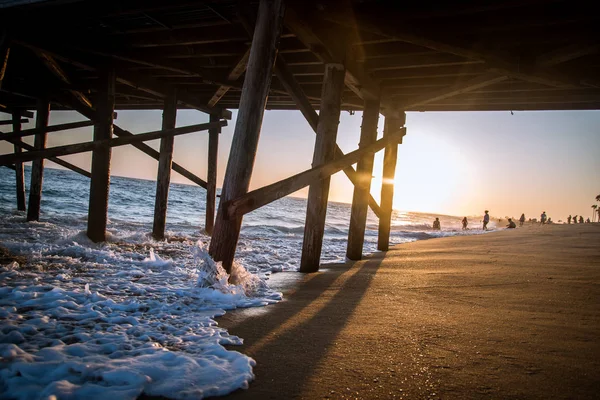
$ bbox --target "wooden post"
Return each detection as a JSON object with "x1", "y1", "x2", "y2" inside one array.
[
  {"x1": 152, "y1": 90, "x2": 177, "y2": 240},
  {"x1": 205, "y1": 113, "x2": 220, "y2": 235},
  {"x1": 299, "y1": 63, "x2": 346, "y2": 273},
  {"x1": 346, "y1": 99, "x2": 381, "y2": 260},
  {"x1": 12, "y1": 111, "x2": 26, "y2": 211},
  {"x1": 26, "y1": 99, "x2": 50, "y2": 221},
  {"x1": 378, "y1": 114, "x2": 405, "y2": 251},
  {"x1": 0, "y1": 29, "x2": 9, "y2": 90},
  {"x1": 87, "y1": 67, "x2": 115, "y2": 242},
  {"x1": 209, "y1": 0, "x2": 285, "y2": 272}
]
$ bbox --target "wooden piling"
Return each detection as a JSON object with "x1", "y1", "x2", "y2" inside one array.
[
  {"x1": 26, "y1": 99, "x2": 50, "y2": 221},
  {"x1": 209, "y1": 0, "x2": 285, "y2": 272},
  {"x1": 299, "y1": 63, "x2": 346, "y2": 273},
  {"x1": 11, "y1": 111, "x2": 26, "y2": 211},
  {"x1": 346, "y1": 99, "x2": 381, "y2": 260},
  {"x1": 87, "y1": 68, "x2": 115, "y2": 242},
  {"x1": 152, "y1": 90, "x2": 177, "y2": 240},
  {"x1": 205, "y1": 114, "x2": 220, "y2": 235},
  {"x1": 378, "y1": 114, "x2": 405, "y2": 251}
]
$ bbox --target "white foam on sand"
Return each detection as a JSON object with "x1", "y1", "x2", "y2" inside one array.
[{"x1": 0, "y1": 215, "x2": 281, "y2": 400}]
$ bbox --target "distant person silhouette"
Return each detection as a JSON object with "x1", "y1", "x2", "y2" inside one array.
[
  {"x1": 462, "y1": 217, "x2": 468, "y2": 230},
  {"x1": 540, "y1": 211, "x2": 547, "y2": 225},
  {"x1": 567, "y1": 215, "x2": 572, "y2": 224},
  {"x1": 433, "y1": 218, "x2": 441, "y2": 230},
  {"x1": 573, "y1": 215, "x2": 578, "y2": 224},
  {"x1": 579, "y1": 216, "x2": 584, "y2": 223},
  {"x1": 506, "y1": 218, "x2": 516, "y2": 229},
  {"x1": 586, "y1": 218, "x2": 591, "y2": 223},
  {"x1": 519, "y1": 213, "x2": 525, "y2": 227},
  {"x1": 483, "y1": 210, "x2": 490, "y2": 230}
]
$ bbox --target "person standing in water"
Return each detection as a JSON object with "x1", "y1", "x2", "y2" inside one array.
[
  {"x1": 433, "y1": 218, "x2": 441, "y2": 230},
  {"x1": 540, "y1": 211, "x2": 547, "y2": 225},
  {"x1": 568, "y1": 215, "x2": 572, "y2": 224},
  {"x1": 483, "y1": 210, "x2": 490, "y2": 230},
  {"x1": 579, "y1": 216, "x2": 584, "y2": 223},
  {"x1": 573, "y1": 215, "x2": 578, "y2": 224},
  {"x1": 462, "y1": 217, "x2": 468, "y2": 230},
  {"x1": 519, "y1": 213, "x2": 525, "y2": 227}
]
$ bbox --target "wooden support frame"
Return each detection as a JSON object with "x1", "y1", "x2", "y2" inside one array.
[
  {"x1": 225, "y1": 124, "x2": 406, "y2": 220},
  {"x1": 152, "y1": 90, "x2": 177, "y2": 240},
  {"x1": 205, "y1": 114, "x2": 220, "y2": 235},
  {"x1": 11, "y1": 111, "x2": 26, "y2": 211},
  {"x1": 26, "y1": 98, "x2": 50, "y2": 222},
  {"x1": 346, "y1": 99, "x2": 381, "y2": 261},
  {"x1": 273, "y1": 49, "x2": 383, "y2": 218},
  {"x1": 56, "y1": 95, "x2": 209, "y2": 188},
  {"x1": 16, "y1": 40, "x2": 232, "y2": 120},
  {"x1": 0, "y1": 120, "x2": 94, "y2": 141},
  {"x1": 300, "y1": 63, "x2": 346, "y2": 273},
  {"x1": 209, "y1": 0, "x2": 285, "y2": 273},
  {"x1": 0, "y1": 120, "x2": 226, "y2": 166},
  {"x1": 377, "y1": 114, "x2": 405, "y2": 251},
  {"x1": 87, "y1": 67, "x2": 115, "y2": 243},
  {"x1": 0, "y1": 132, "x2": 91, "y2": 177}
]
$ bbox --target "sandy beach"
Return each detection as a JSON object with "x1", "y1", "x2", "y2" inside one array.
[{"x1": 218, "y1": 223, "x2": 600, "y2": 399}]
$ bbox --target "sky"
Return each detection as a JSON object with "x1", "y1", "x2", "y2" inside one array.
[{"x1": 1, "y1": 108, "x2": 599, "y2": 222}]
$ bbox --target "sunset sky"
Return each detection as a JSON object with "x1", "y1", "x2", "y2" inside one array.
[{"x1": 1, "y1": 109, "x2": 598, "y2": 222}]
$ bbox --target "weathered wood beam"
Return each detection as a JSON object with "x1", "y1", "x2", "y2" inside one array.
[
  {"x1": 536, "y1": 43, "x2": 600, "y2": 68},
  {"x1": 87, "y1": 68, "x2": 115, "y2": 243},
  {"x1": 209, "y1": 0, "x2": 285, "y2": 273},
  {"x1": 378, "y1": 114, "x2": 405, "y2": 251},
  {"x1": 346, "y1": 99, "x2": 381, "y2": 261},
  {"x1": 0, "y1": 119, "x2": 27, "y2": 125},
  {"x1": 152, "y1": 89, "x2": 177, "y2": 240},
  {"x1": 26, "y1": 98, "x2": 50, "y2": 222},
  {"x1": 0, "y1": 30, "x2": 9, "y2": 90},
  {"x1": 0, "y1": 109, "x2": 33, "y2": 118},
  {"x1": 396, "y1": 73, "x2": 509, "y2": 110},
  {"x1": 0, "y1": 120, "x2": 226, "y2": 166},
  {"x1": 205, "y1": 114, "x2": 220, "y2": 235},
  {"x1": 225, "y1": 115, "x2": 406, "y2": 221},
  {"x1": 34, "y1": 51, "x2": 93, "y2": 108},
  {"x1": 11, "y1": 111, "x2": 26, "y2": 211},
  {"x1": 0, "y1": 120, "x2": 93, "y2": 141},
  {"x1": 115, "y1": 71, "x2": 232, "y2": 119},
  {"x1": 208, "y1": 48, "x2": 251, "y2": 107},
  {"x1": 0, "y1": 132, "x2": 91, "y2": 177},
  {"x1": 299, "y1": 63, "x2": 345, "y2": 273}
]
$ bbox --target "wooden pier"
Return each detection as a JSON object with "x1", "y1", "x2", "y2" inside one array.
[{"x1": 1, "y1": 0, "x2": 599, "y2": 272}]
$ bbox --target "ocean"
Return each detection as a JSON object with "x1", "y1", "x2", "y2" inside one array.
[{"x1": 0, "y1": 167, "x2": 490, "y2": 399}]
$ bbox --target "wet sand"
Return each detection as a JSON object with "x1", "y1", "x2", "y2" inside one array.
[{"x1": 218, "y1": 223, "x2": 600, "y2": 399}]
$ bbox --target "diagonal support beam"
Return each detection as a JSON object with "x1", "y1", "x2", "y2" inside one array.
[
  {"x1": 273, "y1": 57, "x2": 383, "y2": 218},
  {"x1": 284, "y1": 6, "x2": 402, "y2": 119},
  {"x1": 208, "y1": 47, "x2": 251, "y2": 107},
  {"x1": 223, "y1": 124, "x2": 405, "y2": 221}
]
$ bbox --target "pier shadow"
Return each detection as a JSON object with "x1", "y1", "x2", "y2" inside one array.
[{"x1": 216, "y1": 254, "x2": 385, "y2": 399}]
